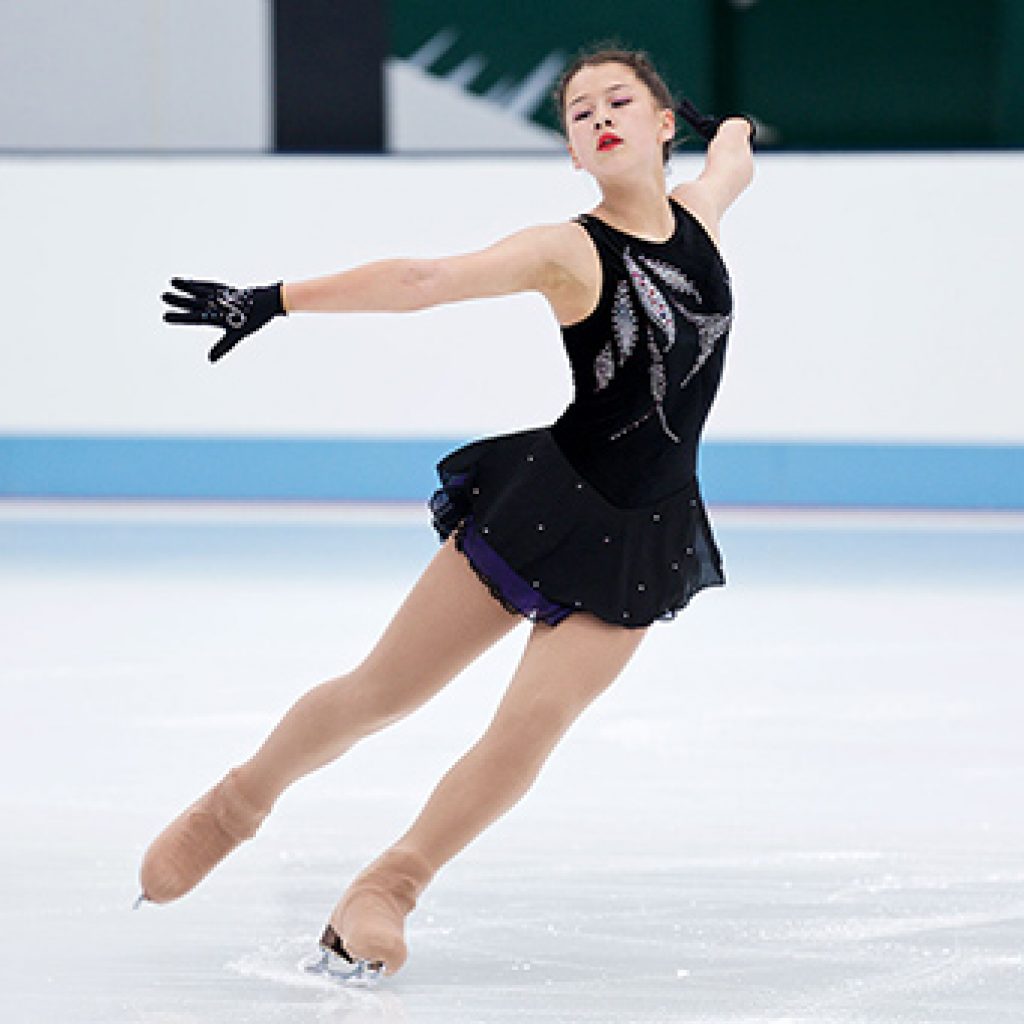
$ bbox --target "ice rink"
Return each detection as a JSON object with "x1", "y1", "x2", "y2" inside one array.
[{"x1": 2, "y1": 501, "x2": 1022, "y2": 1023}]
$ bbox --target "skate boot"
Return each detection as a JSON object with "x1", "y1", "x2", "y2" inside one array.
[
  {"x1": 136, "y1": 767, "x2": 270, "y2": 904},
  {"x1": 306, "y1": 847, "x2": 435, "y2": 980}
]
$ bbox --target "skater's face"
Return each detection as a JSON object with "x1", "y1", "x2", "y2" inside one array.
[{"x1": 563, "y1": 63, "x2": 674, "y2": 178}]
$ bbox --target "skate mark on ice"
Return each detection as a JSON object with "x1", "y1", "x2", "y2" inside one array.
[{"x1": 224, "y1": 935, "x2": 407, "y2": 1010}]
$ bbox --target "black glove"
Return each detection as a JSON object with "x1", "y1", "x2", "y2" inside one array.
[
  {"x1": 675, "y1": 97, "x2": 756, "y2": 146},
  {"x1": 162, "y1": 278, "x2": 286, "y2": 362}
]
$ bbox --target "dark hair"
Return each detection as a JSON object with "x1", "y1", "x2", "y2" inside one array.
[{"x1": 551, "y1": 44, "x2": 677, "y2": 166}]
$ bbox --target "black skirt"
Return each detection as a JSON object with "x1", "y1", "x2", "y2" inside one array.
[{"x1": 427, "y1": 426, "x2": 725, "y2": 628}]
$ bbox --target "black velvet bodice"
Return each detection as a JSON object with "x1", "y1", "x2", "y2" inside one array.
[{"x1": 549, "y1": 196, "x2": 733, "y2": 508}]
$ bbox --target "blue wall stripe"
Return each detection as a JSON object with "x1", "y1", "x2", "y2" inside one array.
[
  {"x1": 1, "y1": 436, "x2": 1022, "y2": 509},
  {"x1": 700, "y1": 442, "x2": 1024, "y2": 509}
]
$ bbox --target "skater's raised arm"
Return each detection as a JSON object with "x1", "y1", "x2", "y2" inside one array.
[
  {"x1": 671, "y1": 98, "x2": 755, "y2": 226},
  {"x1": 692, "y1": 117, "x2": 755, "y2": 217}
]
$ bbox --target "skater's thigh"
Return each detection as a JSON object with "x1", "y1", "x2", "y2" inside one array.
[
  {"x1": 484, "y1": 612, "x2": 648, "y2": 754},
  {"x1": 350, "y1": 534, "x2": 521, "y2": 721}
]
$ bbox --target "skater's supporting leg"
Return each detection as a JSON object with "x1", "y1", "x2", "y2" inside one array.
[
  {"x1": 328, "y1": 612, "x2": 648, "y2": 972},
  {"x1": 393, "y1": 611, "x2": 647, "y2": 867},
  {"x1": 139, "y1": 535, "x2": 520, "y2": 903}
]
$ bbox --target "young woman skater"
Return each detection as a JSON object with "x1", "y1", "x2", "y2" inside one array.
[{"x1": 140, "y1": 46, "x2": 755, "y2": 981}]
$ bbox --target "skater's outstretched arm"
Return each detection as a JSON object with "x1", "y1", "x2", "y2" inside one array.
[
  {"x1": 283, "y1": 223, "x2": 572, "y2": 314},
  {"x1": 162, "y1": 224, "x2": 574, "y2": 362}
]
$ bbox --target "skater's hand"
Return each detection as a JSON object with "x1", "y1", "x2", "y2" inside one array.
[
  {"x1": 161, "y1": 278, "x2": 286, "y2": 362},
  {"x1": 675, "y1": 96, "x2": 757, "y2": 147}
]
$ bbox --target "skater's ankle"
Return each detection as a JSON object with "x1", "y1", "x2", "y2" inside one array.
[
  {"x1": 380, "y1": 845, "x2": 437, "y2": 883},
  {"x1": 226, "y1": 763, "x2": 276, "y2": 816}
]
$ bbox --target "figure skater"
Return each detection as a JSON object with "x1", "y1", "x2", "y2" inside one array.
[{"x1": 139, "y1": 45, "x2": 755, "y2": 982}]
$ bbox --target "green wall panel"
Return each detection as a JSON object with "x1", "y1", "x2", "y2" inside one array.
[
  {"x1": 996, "y1": 0, "x2": 1024, "y2": 140},
  {"x1": 391, "y1": 0, "x2": 1024, "y2": 149},
  {"x1": 392, "y1": 0, "x2": 716, "y2": 137},
  {"x1": 730, "y1": 0, "x2": 1006, "y2": 148}
]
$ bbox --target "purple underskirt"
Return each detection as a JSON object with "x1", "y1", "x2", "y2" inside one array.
[{"x1": 457, "y1": 514, "x2": 574, "y2": 626}]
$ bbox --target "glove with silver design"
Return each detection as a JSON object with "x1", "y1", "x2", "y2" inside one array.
[
  {"x1": 675, "y1": 97, "x2": 757, "y2": 146},
  {"x1": 162, "y1": 278, "x2": 286, "y2": 362}
]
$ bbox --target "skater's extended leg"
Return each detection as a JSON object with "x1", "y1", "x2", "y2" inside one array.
[
  {"x1": 139, "y1": 535, "x2": 520, "y2": 903},
  {"x1": 327, "y1": 612, "x2": 648, "y2": 973},
  {"x1": 234, "y1": 534, "x2": 521, "y2": 807}
]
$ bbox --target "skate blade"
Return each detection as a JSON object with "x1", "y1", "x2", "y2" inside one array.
[
  {"x1": 301, "y1": 946, "x2": 385, "y2": 985},
  {"x1": 300, "y1": 924, "x2": 386, "y2": 986}
]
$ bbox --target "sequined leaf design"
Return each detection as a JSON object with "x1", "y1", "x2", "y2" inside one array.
[
  {"x1": 592, "y1": 280, "x2": 637, "y2": 392},
  {"x1": 633, "y1": 247, "x2": 733, "y2": 392},
  {"x1": 647, "y1": 333, "x2": 681, "y2": 442},
  {"x1": 594, "y1": 241, "x2": 732, "y2": 443},
  {"x1": 639, "y1": 255, "x2": 703, "y2": 305},
  {"x1": 594, "y1": 341, "x2": 615, "y2": 391},
  {"x1": 619, "y1": 246, "x2": 690, "y2": 443},
  {"x1": 611, "y1": 279, "x2": 637, "y2": 364},
  {"x1": 622, "y1": 249, "x2": 675, "y2": 349},
  {"x1": 671, "y1": 302, "x2": 733, "y2": 390}
]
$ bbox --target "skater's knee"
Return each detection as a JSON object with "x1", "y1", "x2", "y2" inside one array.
[
  {"x1": 302, "y1": 672, "x2": 399, "y2": 737},
  {"x1": 327, "y1": 667, "x2": 422, "y2": 733}
]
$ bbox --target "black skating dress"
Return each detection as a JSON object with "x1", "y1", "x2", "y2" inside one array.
[{"x1": 428, "y1": 195, "x2": 733, "y2": 628}]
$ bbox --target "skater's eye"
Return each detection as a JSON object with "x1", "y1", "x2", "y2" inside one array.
[{"x1": 573, "y1": 97, "x2": 632, "y2": 122}]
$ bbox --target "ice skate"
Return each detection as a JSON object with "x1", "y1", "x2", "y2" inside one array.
[
  {"x1": 306, "y1": 847, "x2": 435, "y2": 980},
  {"x1": 300, "y1": 923, "x2": 386, "y2": 985},
  {"x1": 137, "y1": 767, "x2": 270, "y2": 904}
]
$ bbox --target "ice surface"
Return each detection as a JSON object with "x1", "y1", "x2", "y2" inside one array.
[{"x1": 1, "y1": 503, "x2": 1022, "y2": 1022}]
